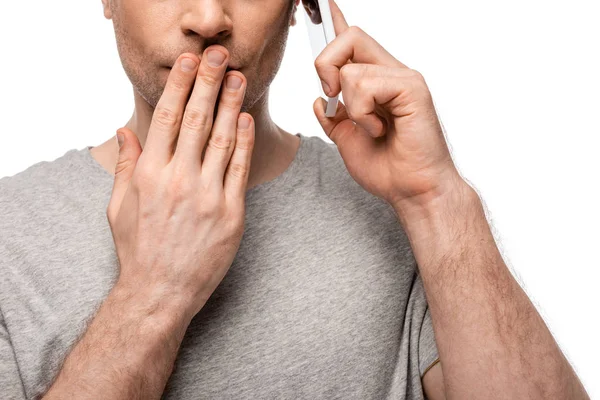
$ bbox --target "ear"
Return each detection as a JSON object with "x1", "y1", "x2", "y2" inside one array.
[
  {"x1": 290, "y1": 0, "x2": 301, "y2": 26},
  {"x1": 302, "y1": 0, "x2": 323, "y2": 25},
  {"x1": 101, "y1": 0, "x2": 113, "y2": 19}
]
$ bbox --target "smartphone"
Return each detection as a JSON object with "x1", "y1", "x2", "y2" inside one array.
[{"x1": 302, "y1": 0, "x2": 340, "y2": 117}]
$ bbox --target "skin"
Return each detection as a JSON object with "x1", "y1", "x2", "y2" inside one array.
[
  {"x1": 44, "y1": 0, "x2": 452, "y2": 398},
  {"x1": 45, "y1": 0, "x2": 321, "y2": 395},
  {"x1": 43, "y1": 0, "x2": 589, "y2": 397},
  {"x1": 92, "y1": 0, "x2": 314, "y2": 190},
  {"x1": 313, "y1": 1, "x2": 590, "y2": 399}
]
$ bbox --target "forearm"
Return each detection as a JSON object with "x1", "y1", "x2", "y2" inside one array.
[
  {"x1": 394, "y1": 180, "x2": 589, "y2": 399},
  {"x1": 43, "y1": 280, "x2": 192, "y2": 400}
]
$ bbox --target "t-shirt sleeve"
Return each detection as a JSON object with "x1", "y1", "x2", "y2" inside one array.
[
  {"x1": 418, "y1": 306, "x2": 440, "y2": 376},
  {"x1": 0, "y1": 311, "x2": 27, "y2": 400},
  {"x1": 410, "y1": 272, "x2": 440, "y2": 378}
]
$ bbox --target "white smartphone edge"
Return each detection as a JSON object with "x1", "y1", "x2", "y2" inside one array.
[{"x1": 317, "y1": 0, "x2": 339, "y2": 117}]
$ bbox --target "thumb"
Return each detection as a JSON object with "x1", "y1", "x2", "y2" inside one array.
[
  {"x1": 312, "y1": 97, "x2": 352, "y2": 145},
  {"x1": 107, "y1": 127, "x2": 142, "y2": 223}
]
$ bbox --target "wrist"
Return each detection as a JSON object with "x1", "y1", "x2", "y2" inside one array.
[
  {"x1": 393, "y1": 169, "x2": 476, "y2": 221},
  {"x1": 110, "y1": 278, "x2": 195, "y2": 338},
  {"x1": 45, "y1": 278, "x2": 194, "y2": 399},
  {"x1": 392, "y1": 174, "x2": 481, "y2": 255}
]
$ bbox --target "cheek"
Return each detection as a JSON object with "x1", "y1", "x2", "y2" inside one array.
[
  {"x1": 243, "y1": 4, "x2": 290, "y2": 58},
  {"x1": 238, "y1": 0, "x2": 290, "y2": 41},
  {"x1": 115, "y1": 1, "x2": 174, "y2": 58}
]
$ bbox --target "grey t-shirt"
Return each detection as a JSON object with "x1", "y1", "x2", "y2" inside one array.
[{"x1": 0, "y1": 133, "x2": 439, "y2": 400}]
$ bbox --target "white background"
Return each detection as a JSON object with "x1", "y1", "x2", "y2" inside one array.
[{"x1": 1, "y1": 0, "x2": 598, "y2": 396}]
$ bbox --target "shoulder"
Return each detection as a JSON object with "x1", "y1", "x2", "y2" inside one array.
[
  {"x1": 0, "y1": 147, "x2": 83, "y2": 209},
  {"x1": 0, "y1": 147, "x2": 84, "y2": 199},
  {"x1": 0, "y1": 147, "x2": 90, "y2": 253},
  {"x1": 301, "y1": 134, "x2": 408, "y2": 242}
]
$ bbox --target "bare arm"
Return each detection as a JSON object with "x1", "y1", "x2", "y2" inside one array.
[
  {"x1": 38, "y1": 44, "x2": 256, "y2": 399},
  {"x1": 304, "y1": 1, "x2": 589, "y2": 395},
  {"x1": 395, "y1": 179, "x2": 590, "y2": 399},
  {"x1": 42, "y1": 281, "x2": 192, "y2": 400},
  {"x1": 422, "y1": 363, "x2": 445, "y2": 400}
]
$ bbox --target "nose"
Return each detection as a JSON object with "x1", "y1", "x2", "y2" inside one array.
[{"x1": 180, "y1": 0, "x2": 233, "y2": 40}]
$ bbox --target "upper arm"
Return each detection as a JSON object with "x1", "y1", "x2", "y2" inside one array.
[{"x1": 422, "y1": 362, "x2": 446, "y2": 400}]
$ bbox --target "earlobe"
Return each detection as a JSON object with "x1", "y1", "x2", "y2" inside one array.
[
  {"x1": 290, "y1": 0, "x2": 299, "y2": 27},
  {"x1": 101, "y1": 0, "x2": 113, "y2": 19}
]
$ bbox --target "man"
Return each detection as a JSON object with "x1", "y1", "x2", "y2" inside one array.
[{"x1": 0, "y1": 0, "x2": 589, "y2": 398}]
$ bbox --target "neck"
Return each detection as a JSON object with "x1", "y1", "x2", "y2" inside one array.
[{"x1": 93, "y1": 88, "x2": 300, "y2": 191}]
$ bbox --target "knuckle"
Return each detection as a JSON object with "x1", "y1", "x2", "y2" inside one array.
[
  {"x1": 182, "y1": 107, "x2": 210, "y2": 130},
  {"x1": 165, "y1": 161, "x2": 194, "y2": 199},
  {"x1": 355, "y1": 79, "x2": 365, "y2": 92},
  {"x1": 219, "y1": 95, "x2": 243, "y2": 111},
  {"x1": 410, "y1": 68, "x2": 425, "y2": 81},
  {"x1": 197, "y1": 178, "x2": 214, "y2": 198},
  {"x1": 235, "y1": 131, "x2": 254, "y2": 151},
  {"x1": 196, "y1": 205, "x2": 214, "y2": 219},
  {"x1": 208, "y1": 134, "x2": 234, "y2": 152},
  {"x1": 314, "y1": 57, "x2": 326, "y2": 72},
  {"x1": 170, "y1": 174, "x2": 193, "y2": 201},
  {"x1": 114, "y1": 156, "x2": 134, "y2": 176},
  {"x1": 153, "y1": 107, "x2": 180, "y2": 129},
  {"x1": 409, "y1": 69, "x2": 430, "y2": 95},
  {"x1": 198, "y1": 73, "x2": 220, "y2": 88},
  {"x1": 170, "y1": 76, "x2": 189, "y2": 92},
  {"x1": 224, "y1": 202, "x2": 242, "y2": 220},
  {"x1": 226, "y1": 215, "x2": 244, "y2": 236},
  {"x1": 197, "y1": 193, "x2": 222, "y2": 217},
  {"x1": 348, "y1": 25, "x2": 363, "y2": 37},
  {"x1": 355, "y1": 71, "x2": 369, "y2": 89},
  {"x1": 228, "y1": 163, "x2": 249, "y2": 179},
  {"x1": 132, "y1": 171, "x2": 156, "y2": 194},
  {"x1": 134, "y1": 161, "x2": 157, "y2": 183},
  {"x1": 339, "y1": 64, "x2": 354, "y2": 81}
]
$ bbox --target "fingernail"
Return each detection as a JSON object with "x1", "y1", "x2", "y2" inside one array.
[
  {"x1": 238, "y1": 116, "x2": 251, "y2": 130},
  {"x1": 226, "y1": 75, "x2": 243, "y2": 90},
  {"x1": 207, "y1": 50, "x2": 226, "y2": 67},
  {"x1": 321, "y1": 80, "x2": 331, "y2": 96},
  {"x1": 181, "y1": 57, "x2": 197, "y2": 72}
]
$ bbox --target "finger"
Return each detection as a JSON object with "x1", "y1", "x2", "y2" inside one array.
[
  {"x1": 143, "y1": 53, "x2": 199, "y2": 168},
  {"x1": 315, "y1": 26, "x2": 407, "y2": 98},
  {"x1": 313, "y1": 97, "x2": 354, "y2": 145},
  {"x1": 340, "y1": 64, "x2": 425, "y2": 136},
  {"x1": 329, "y1": 0, "x2": 349, "y2": 35},
  {"x1": 223, "y1": 113, "x2": 255, "y2": 202},
  {"x1": 172, "y1": 45, "x2": 229, "y2": 169},
  {"x1": 313, "y1": 97, "x2": 373, "y2": 157},
  {"x1": 201, "y1": 71, "x2": 247, "y2": 185},
  {"x1": 339, "y1": 64, "x2": 386, "y2": 138},
  {"x1": 108, "y1": 127, "x2": 143, "y2": 223}
]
